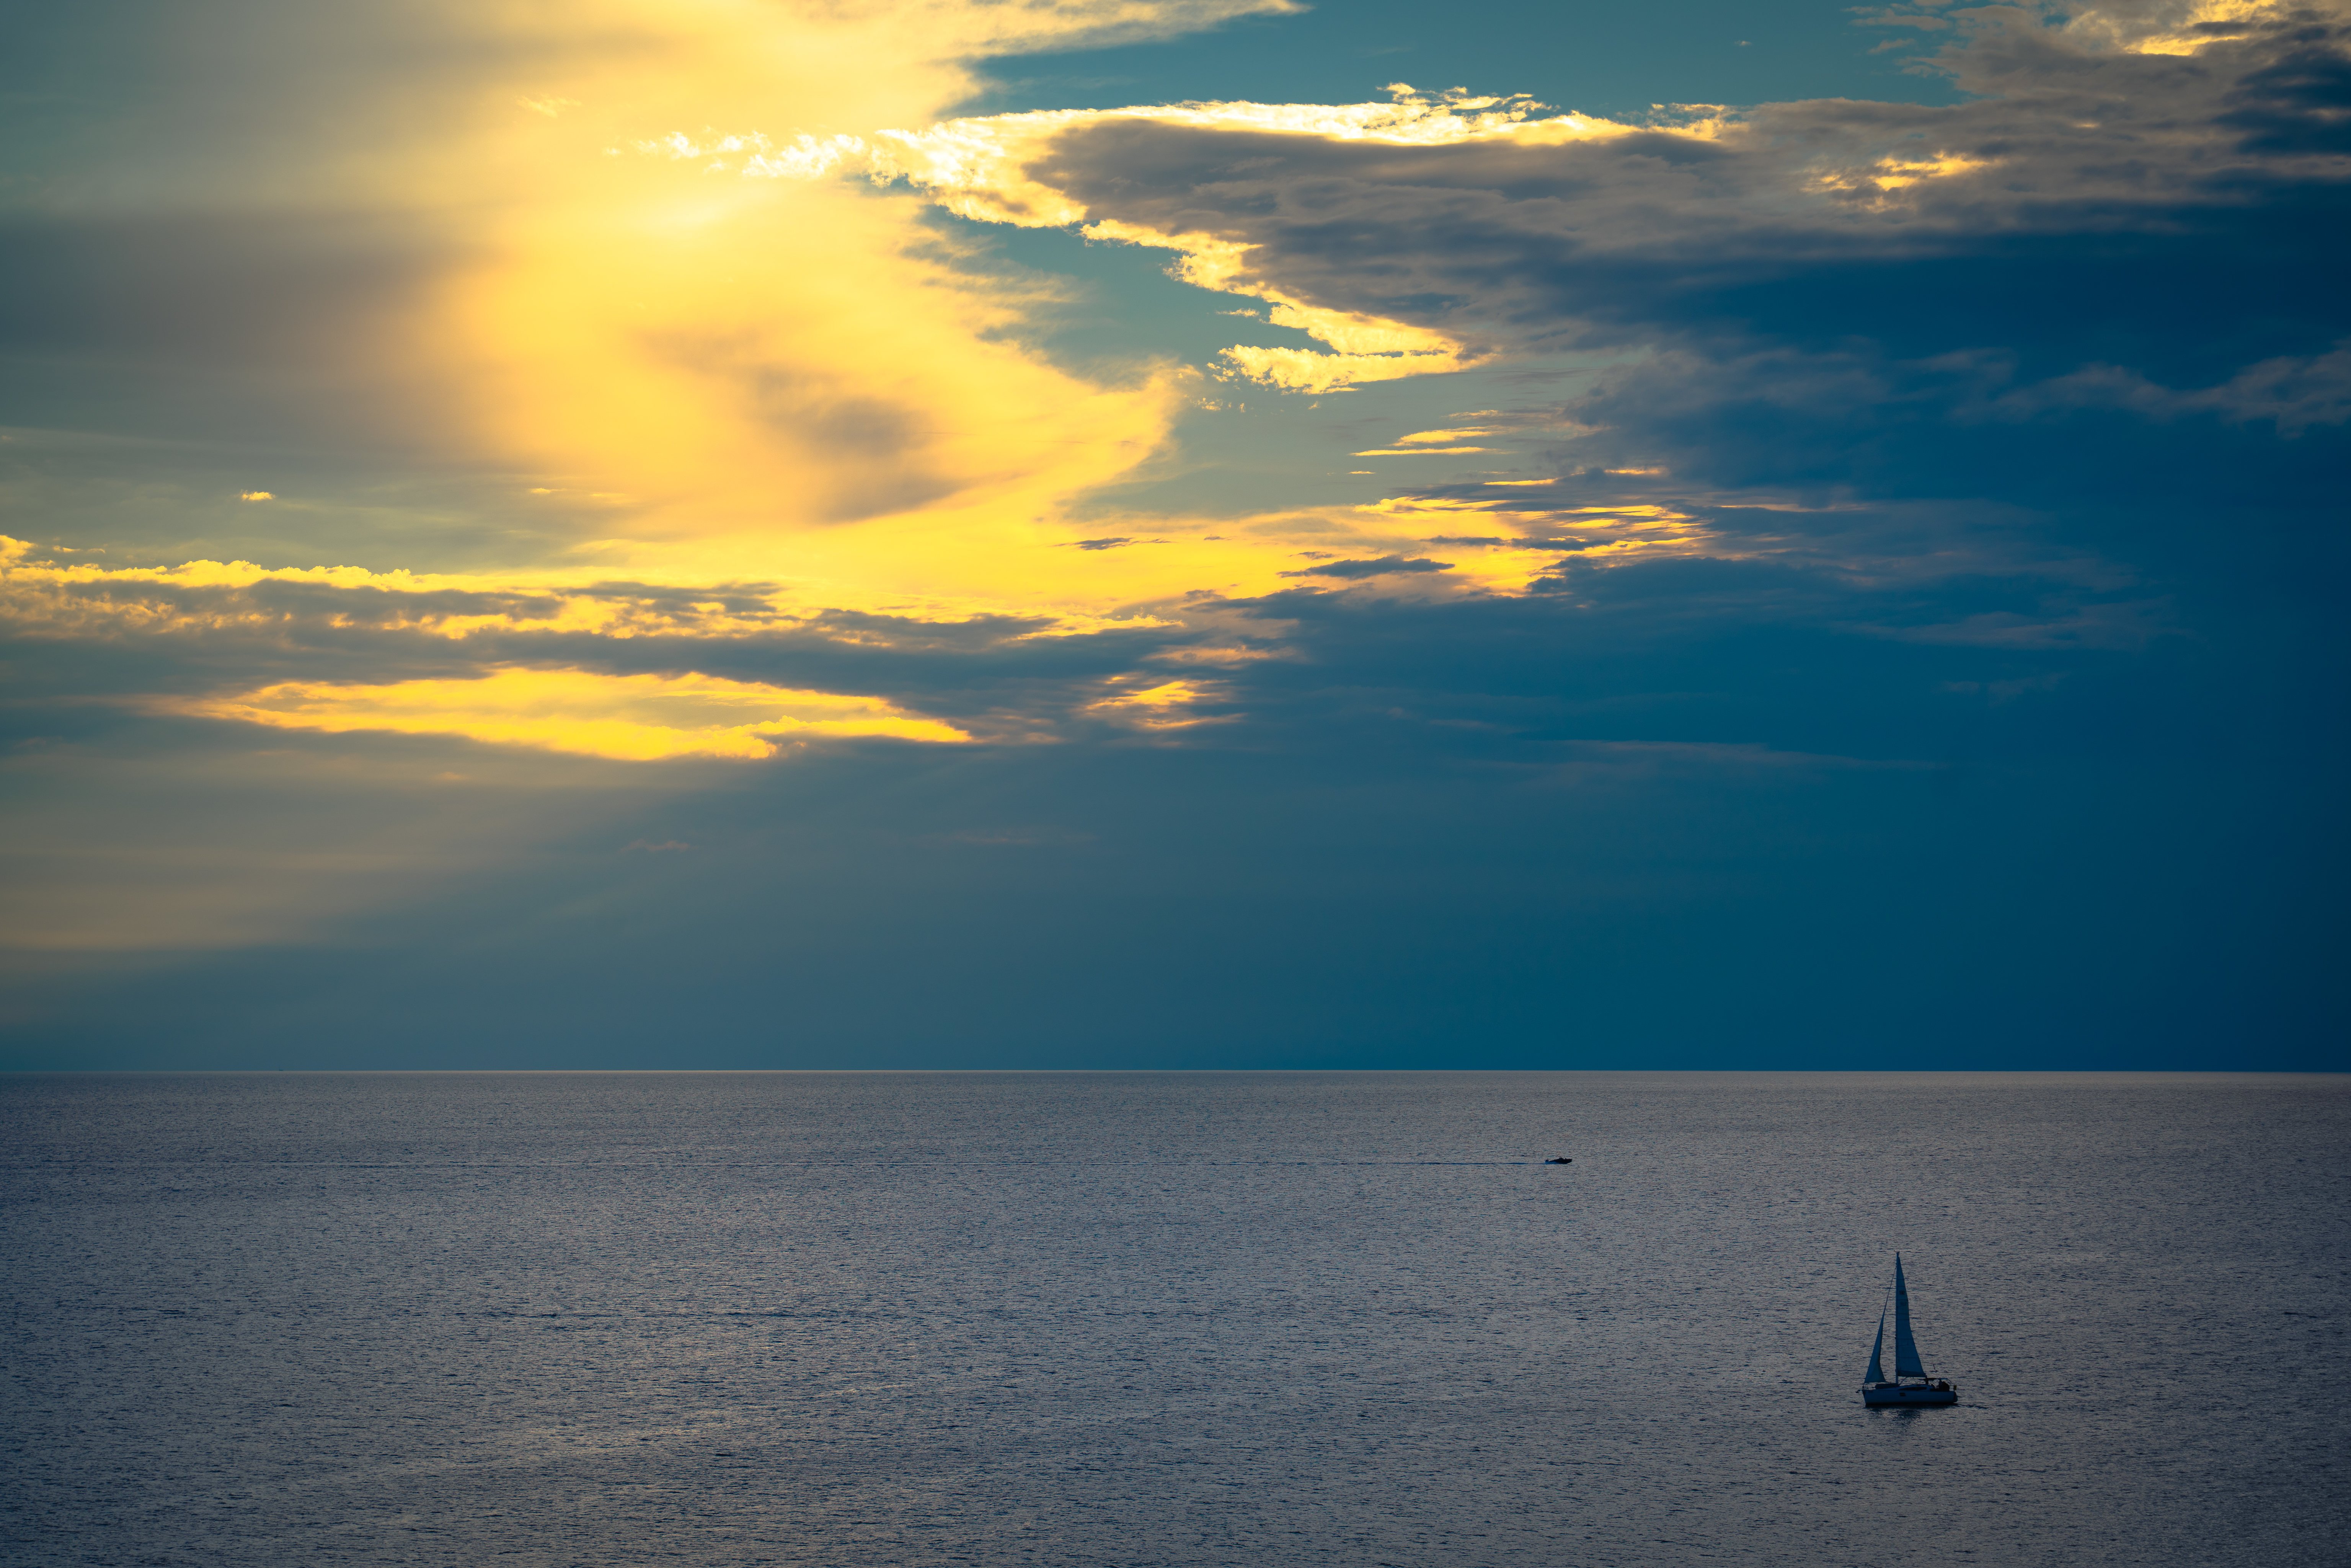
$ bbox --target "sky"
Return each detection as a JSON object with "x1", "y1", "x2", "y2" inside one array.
[{"x1": 2, "y1": 0, "x2": 2345, "y2": 1070}]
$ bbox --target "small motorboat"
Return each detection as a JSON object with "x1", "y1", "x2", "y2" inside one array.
[
  {"x1": 1859, "y1": 1254, "x2": 1958, "y2": 1407},
  {"x1": 1544, "y1": 1156, "x2": 1572, "y2": 1164}
]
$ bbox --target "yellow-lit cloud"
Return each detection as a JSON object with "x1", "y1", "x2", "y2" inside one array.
[
  {"x1": 0, "y1": 5, "x2": 1749, "y2": 772},
  {"x1": 7, "y1": 486, "x2": 1734, "y2": 663},
  {"x1": 1087, "y1": 675, "x2": 1227, "y2": 729},
  {"x1": 2072, "y1": 0, "x2": 2281, "y2": 54},
  {"x1": 168, "y1": 667, "x2": 969, "y2": 761},
  {"x1": 5, "y1": 460, "x2": 1749, "y2": 672},
  {"x1": 1392, "y1": 429, "x2": 1497, "y2": 445},
  {"x1": 1810, "y1": 151, "x2": 1998, "y2": 207}
]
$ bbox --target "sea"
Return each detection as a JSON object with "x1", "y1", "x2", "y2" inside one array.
[{"x1": 2, "y1": 1072, "x2": 2343, "y2": 1567}]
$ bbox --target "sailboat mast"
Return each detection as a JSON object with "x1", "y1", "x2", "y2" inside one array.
[{"x1": 1891, "y1": 1253, "x2": 1927, "y2": 1379}]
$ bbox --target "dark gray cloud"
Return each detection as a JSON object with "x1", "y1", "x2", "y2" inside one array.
[{"x1": 1019, "y1": 9, "x2": 2351, "y2": 399}]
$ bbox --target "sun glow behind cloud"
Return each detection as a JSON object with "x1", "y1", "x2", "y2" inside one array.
[{"x1": 90, "y1": 0, "x2": 1299, "y2": 615}]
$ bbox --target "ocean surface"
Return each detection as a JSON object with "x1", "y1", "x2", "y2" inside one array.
[{"x1": 2, "y1": 1072, "x2": 2343, "y2": 1567}]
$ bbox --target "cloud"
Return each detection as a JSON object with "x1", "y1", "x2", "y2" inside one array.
[
  {"x1": 1085, "y1": 675, "x2": 1228, "y2": 728},
  {"x1": 1217, "y1": 342, "x2": 1462, "y2": 391},
  {"x1": 807, "y1": 3, "x2": 2347, "y2": 401},
  {"x1": 4, "y1": 0, "x2": 2346, "y2": 1065},
  {"x1": 0, "y1": 0, "x2": 1309, "y2": 592},
  {"x1": 1984, "y1": 339, "x2": 2351, "y2": 437},
  {"x1": 731, "y1": 89, "x2": 1606, "y2": 387},
  {"x1": 164, "y1": 668, "x2": 971, "y2": 761},
  {"x1": 1391, "y1": 429, "x2": 1496, "y2": 445},
  {"x1": 34, "y1": 0, "x2": 2331, "y2": 693},
  {"x1": 1279, "y1": 556, "x2": 1456, "y2": 579}
]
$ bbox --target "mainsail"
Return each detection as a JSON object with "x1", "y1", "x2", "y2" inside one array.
[
  {"x1": 1891, "y1": 1253, "x2": 1927, "y2": 1378},
  {"x1": 1864, "y1": 1307, "x2": 1888, "y2": 1384}
]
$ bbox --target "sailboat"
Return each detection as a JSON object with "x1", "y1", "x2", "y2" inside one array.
[{"x1": 1859, "y1": 1254, "x2": 1958, "y2": 1406}]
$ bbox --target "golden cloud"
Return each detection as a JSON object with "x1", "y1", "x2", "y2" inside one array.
[{"x1": 165, "y1": 667, "x2": 970, "y2": 761}]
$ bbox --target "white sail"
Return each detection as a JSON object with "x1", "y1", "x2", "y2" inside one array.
[
  {"x1": 1891, "y1": 1254, "x2": 1927, "y2": 1379},
  {"x1": 1864, "y1": 1307, "x2": 1888, "y2": 1385}
]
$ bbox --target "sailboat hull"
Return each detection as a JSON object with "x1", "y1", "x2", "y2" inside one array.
[{"x1": 1861, "y1": 1384, "x2": 1958, "y2": 1407}]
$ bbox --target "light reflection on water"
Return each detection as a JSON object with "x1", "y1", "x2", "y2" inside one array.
[{"x1": 3, "y1": 1072, "x2": 2342, "y2": 1566}]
